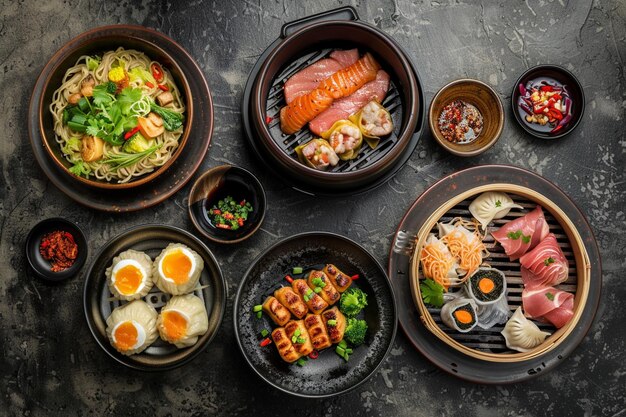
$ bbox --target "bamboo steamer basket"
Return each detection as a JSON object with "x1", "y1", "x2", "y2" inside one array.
[{"x1": 409, "y1": 184, "x2": 591, "y2": 362}]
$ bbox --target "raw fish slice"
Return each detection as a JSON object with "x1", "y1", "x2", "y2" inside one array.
[
  {"x1": 541, "y1": 295, "x2": 574, "y2": 328},
  {"x1": 491, "y1": 206, "x2": 549, "y2": 261},
  {"x1": 280, "y1": 88, "x2": 334, "y2": 134},
  {"x1": 318, "y1": 53, "x2": 380, "y2": 99},
  {"x1": 283, "y1": 49, "x2": 359, "y2": 104},
  {"x1": 519, "y1": 234, "x2": 569, "y2": 289},
  {"x1": 309, "y1": 70, "x2": 390, "y2": 136},
  {"x1": 522, "y1": 286, "x2": 574, "y2": 328}
]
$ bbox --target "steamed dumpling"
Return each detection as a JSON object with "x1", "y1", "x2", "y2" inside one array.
[
  {"x1": 157, "y1": 294, "x2": 209, "y2": 348},
  {"x1": 440, "y1": 297, "x2": 478, "y2": 333},
  {"x1": 106, "y1": 249, "x2": 154, "y2": 301},
  {"x1": 469, "y1": 192, "x2": 523, "y2": 230},
  {"x1": 501, "y1": 307, "x2": 551, "y2": 352},
  {"x1": 106, "y1": 300, "x2": 158, "y2": 355},
  {"x1": 153, "y1": 243, "x2": 204, "y2": 295}
]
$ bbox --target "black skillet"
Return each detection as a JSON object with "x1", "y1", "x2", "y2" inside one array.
[{"x1": 234, "y1": 232, "x2": 397, "y2": 397}]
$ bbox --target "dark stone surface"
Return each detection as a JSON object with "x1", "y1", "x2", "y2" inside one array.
[{"x1": 1, "y1": 0, "x2": 624, "y2": 416}]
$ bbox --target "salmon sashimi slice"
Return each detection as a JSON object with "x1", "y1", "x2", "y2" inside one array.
[
  {"x1": 283, "y1": 49, "x2": 359, "y2": 104},
  {"x1": 317, "y1": 52, "x2": 381, "y2": 99},
  {"x1": 309, "y1": 70, "x2": 390, "y2": 136},
  {"x1": 280, "y1": 88, "x2": 334, "y2": 134}
]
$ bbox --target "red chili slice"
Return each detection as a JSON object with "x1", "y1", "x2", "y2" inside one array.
[
  {"x1": 151, "y1": 63, "x2": 164, "y2": 82},
  {"x1": 308, "y1": 350, "x2": 319, "y2": 359},
  {"x1": 259, "y1": 338, "x2": 272, "y2": 347},
  {"x1": 285, "y1": 275, "x2": 294, "y2": 284},
  {"x1": 157, "y1": 84, "x2": 169, "y2": 91},
  {"x1": 351, "y1": 274, "x2": 360, "y2": 280}
]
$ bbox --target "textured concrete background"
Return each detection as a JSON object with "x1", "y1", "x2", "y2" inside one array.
[{"x1": 1, "y1": 0, "x2": 625, "y2": 416}]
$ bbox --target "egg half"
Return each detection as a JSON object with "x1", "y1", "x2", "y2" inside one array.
[
  {"x1": 105, "y1": 249, "x2": 154, "y2": 301},
  {"x1": 105, "y1": 300, "x2": 158, "y2": 355},
  {"x1": 157, "y1": 294, "x2": 209, "y2": 348},
  {"x1": 153, "y1": 243, "x2": 204, "y2": 295}
]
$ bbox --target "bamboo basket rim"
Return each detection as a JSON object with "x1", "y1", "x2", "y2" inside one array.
[{"x1": 409, "y1": 183, "x2": 591, "y2": 363}]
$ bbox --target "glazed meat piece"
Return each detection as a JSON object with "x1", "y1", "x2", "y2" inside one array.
[
  {"x1": 323, "y1": 264, "x2": 353, "y2": 292},
  {"x1": 262, "y1": 296, "x2": 291, "y2": 326},
  {"x1": 284, "y1": 320, "x2": 314, "y2": 356},
  {"x1": 274, "y1": 287, "x2": 307, "y2": 319},
  {"x1": 321, "y1": 306, "x2": 347, "y2": 344},
  {"x1": 307, "y1": 270, "x2": 340, "y2": 306},
  {"x1": 304, "y1": 313, "x2": 332, "y2": 351},
  {"x1": 292, "y1": 279, "x2": 328, "y2": 314},
  {"x1": 271, "y1": 327, "x2": 302, "y2": 363}
]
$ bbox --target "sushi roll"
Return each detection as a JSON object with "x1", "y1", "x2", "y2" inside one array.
[
  {"x1": 466, "y1": 267, "x2": 507, "y2": 306},
  {"x1": 440, "y1": 297, "x2": 478, "y2": 333}
]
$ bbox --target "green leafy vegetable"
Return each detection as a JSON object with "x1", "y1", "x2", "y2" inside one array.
[
  {"x1": 129, "y1": 67, "x2": 156, "y2": 84},
  {"x1": 344, "y1": 318, "x2": 368, "y2": 346},
  {"x1": 123, "y1": 133, "x2": 151, "y2": 153},
  {"x1": 339, "y1": 288, "x2": 368, "y2": 317},
  {"x1": 61, "y1": 137, "x2": 82, "y2": 155},
  {"x1": 150, "y1": 102, "x2": 184, "y2": 131},
  {"x1": 86, "y1": 56, "x2": 101, "y2": 71},
  {"x1": 420, "y1": 279, "x2": 445, "y2": 308},
  {"x1": 68, "y1": 161, "x2": 91, "y2": 177}
]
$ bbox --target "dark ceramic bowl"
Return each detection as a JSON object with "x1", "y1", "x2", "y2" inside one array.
[
  {"x1": 83, "y1": 224, "x2": 226, "y2": 371},
  {"x1": 234, "y1": 232, "x2": 397, "y2": 397},
  {"x1": 429, "y1": 79, "x2": 504, "y2": 157},
  {"x1": 511, "y1": 65, "x2": 584, "y2": 139},
  {"x1": 188, "y1": 165, "x2": 267, "y2": 244},
  {"x1": 35, "y1": 25, "x2": 194, "y2": 189},
  {"x1": 25, "y1": 217, "x2": 88, "y2": 281},
  {"x1": 247, "y1": 6, "x2": 424, "y2": 194}
]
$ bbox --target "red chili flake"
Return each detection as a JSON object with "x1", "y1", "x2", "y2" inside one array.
[
  {"x1": 265, "y1": 115, "x2": 272, "y2": 124},
  {"x1": 308, "y1": 350, "x2": 319, "y2": 359},
  {"x1": 240, "y1": 200, "x2": 246, "y2": 206},
  {"x1": 351, "y1": 274, "x2": 360, "y2": 280},
  {"x1": 259, "y1": 338, "x2": 272, "y2": 347},
  {"x1": 237, "y1": 218, "x2": 244, "y2": 227},
  {"x1": 223, "y1": 213, "x2": 234, "y2": 220},
  {"x1": 145, "y1": 81, "x2": 155, "y2": 88},
  {"x1": 216, "y1": 223, "x2": 231, "y2": 230},
  {"x1": 157, "y1": 84, "x2": 169, "y2": 91},
  {"x1": 212, "y1": 209, "x2": 221, "y2": 215},
  {"x1": 39, "y1": 230, "x2": 78, "y2": 272}
]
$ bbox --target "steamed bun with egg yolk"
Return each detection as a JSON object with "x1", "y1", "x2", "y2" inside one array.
[
  {"x1": 153, "y1": 243, "x2": 204, "y2": 295},
  {"x1": 105, "y1": 249, "x2": 154, "y2": 301},
  {"x1": 106, "y1": 300, "x2": 158, "y2": 356},
  {"x1": 157, "y1": 294, "x2": 209, "y2": 348}
]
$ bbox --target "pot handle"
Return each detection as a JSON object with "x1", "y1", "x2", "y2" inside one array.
[{"x1": 280, "y1": 6, "x2": 359, "y2": 38}]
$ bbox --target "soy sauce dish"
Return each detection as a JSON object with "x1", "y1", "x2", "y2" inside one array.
[
  {"x1": 188, "y1": 165, "x2": 267, "y2": 244},
  {"x1": 25, "y1": 217, "x2": 88, "y2": 281},
  {"x1": 512, "y1": 65, "x2": 584, "y2": 139}
]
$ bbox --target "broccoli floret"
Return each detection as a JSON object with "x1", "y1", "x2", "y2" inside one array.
[
  {"x1": 344, "y1": 318, "x2": 368, "y2": 346},
  {"x1": 339, "y1": 288, "x2": 368, "y2": 317}
]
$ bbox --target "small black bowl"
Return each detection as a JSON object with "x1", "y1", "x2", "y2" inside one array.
[
  {"x1": 25, "y1": 218, "x2": 88, "y2": 281},
  {"x1": 511, "y1": 65, "x2": 584, "y2": 139},
  {"x1": 188, "y1": 165, "x2": 267, "y2": 244}
]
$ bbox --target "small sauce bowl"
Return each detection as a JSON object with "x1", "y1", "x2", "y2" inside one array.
[
  {"x1": 25, "y1": 217, "x2": 88, "y2": 281},
  {"x1": 429, "y1": 79, "x2": 504, "y2": 157},
  {"x1": 188, "y1": 165, "x2": 267, "y2": 244}
]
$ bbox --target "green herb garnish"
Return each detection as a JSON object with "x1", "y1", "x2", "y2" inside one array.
[
  {"x1": 545, "y1": 292, "x2": 555, "y2": 301},
  {"x1": 495, "y1": 200, "x2": 502, "y2": 208},
  {"x1": 296, "y1": 358, "x2": 307, "y2": 366},
  {"x1": 419, "y1": 279, "x2": 445, "y2": 308},
  {"x1": 253, "y1": 305, "x2": 262, "y2": 313},
  {"x1": 507, "y1": 230, "x2": 531, "y2": 244},
  {"x1": 260, "y1": 329, "x2": 269, "y2": 338},
  {"x1": 208, "y1": 196, "x2": 254, "y2": 231},
  {"x1": 292, "y1": 267, "x2": 303, "y2": 275},
  {"x1": 327, "y1": 319, "x2": 337, "y2": 327},
  {"x1": 544, "y1": 257, "x2": 556, "y2": 266}
]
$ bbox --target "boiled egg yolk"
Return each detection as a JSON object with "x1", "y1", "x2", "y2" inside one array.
[
  {"x1": 161, "y1": 310, "x2": 188, "y2": 341},
  {"x1": 161, "y1": 249, "x2": 193, "y2": 284},
  {"x1": 112, "y1": 321, "x2": 145, "y2": 351},
  {"x1": 112, "y1": 260, "x2": 145, "y2": 295}
]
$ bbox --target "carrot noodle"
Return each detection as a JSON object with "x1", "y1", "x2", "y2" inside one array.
[
  {"x1": 441, "y1": 218, "x2": 489, "y2": 278},
  {"x1": 420, "y1": 243, "x2": 455, "y2": 290}
]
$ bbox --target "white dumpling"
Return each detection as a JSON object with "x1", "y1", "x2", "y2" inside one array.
[
  {"x1": 106, "y1": 300, "x2": 158, "y2": 356},
  {"x1": 105, "y1": 249, "x2": 154, "y2": 301},
  {"x1": 153, "y1": 243, "x2": 204, "y2": 295},
  {"x1": 440, "y1": 297, "x2": 478, "y2": 333},
  {"x1": 501, "y1": 307, "x2": 551, "y2": 352},
  {"x1": 469, "y1": 192, "x2": 523, "y2": 230},
  {"x1": 157, "y1": 294, "x2": 209, "y2": 348}
]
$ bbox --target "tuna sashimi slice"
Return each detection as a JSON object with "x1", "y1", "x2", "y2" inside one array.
[
  {"x1": 491, "y1": 205, "x2": 550, "y2": 261},
  {"x1": 522, "y1": 286, "x2": 574, "y2": 327},
  {"x1": 520, "y1": 233, "x2": 569, "y2": 289},
  {"x1": 308, "y1": 70, "x2": 390, "y2": 136},
  {"x1": 542, "y1": 295, "x2": 574, "y2": 328},
  {"x1": 283, "y1": 49, "x2": 359, "y2": 104}
]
